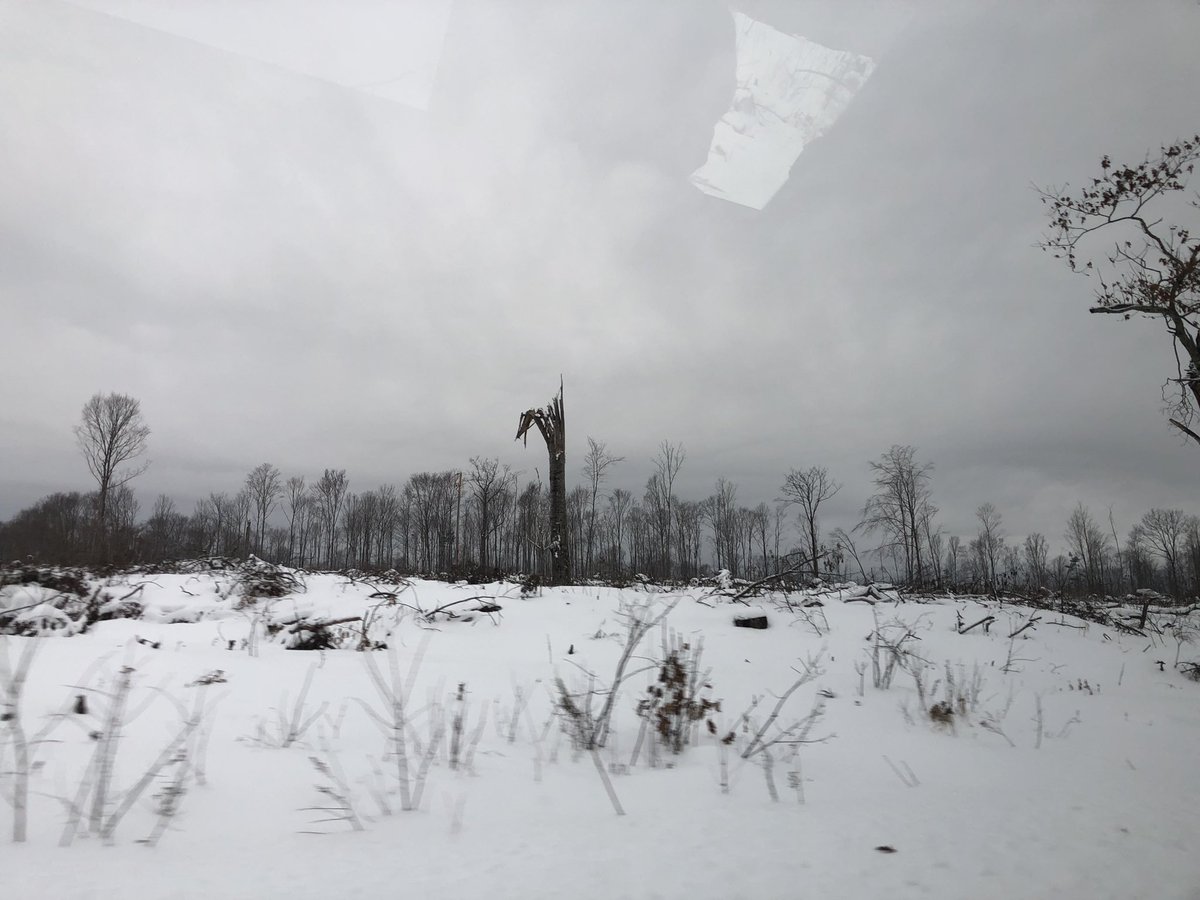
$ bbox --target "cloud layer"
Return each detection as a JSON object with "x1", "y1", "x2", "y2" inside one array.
[{"x1": 2, "y1": 0, "x2": 1199, "y2": 548}]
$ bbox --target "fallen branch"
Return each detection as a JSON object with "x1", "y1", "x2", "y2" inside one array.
[
  {"x1": 286, "y1": 616, "x2": 363, "y2": 634},
  {"x1": 1008, "y1": 614, "x2": 1041, "y2": 639},
  {"x1": 958, "y1": 615, "x2": 995, "y2": 635},
  {"x1": 421, "y1": 596, "x2": 502, "y2": 619},
  {"x1": 111, "y1": 584, "x2": 146, "y2": 605},
  {"x1": 728, "y1": 554, "x2": 822, "y2": 604},
  {"x1": 1043, "y1": 619, "x2": 1086, "y2": 630},
  {"x1": 1112, "y1": 621, "x2": 1147, "y2": 638},
  {"x1": 0, "y1": 600, "x2": 59, "y2": 621}
]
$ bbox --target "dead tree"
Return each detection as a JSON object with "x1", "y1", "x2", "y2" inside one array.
[{"x1": 516, "y1": 380, "x2": 569, "y2": 585}]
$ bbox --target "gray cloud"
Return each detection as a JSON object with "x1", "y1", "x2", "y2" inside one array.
[{"x1": 2, "y1": 0, "x2": 1198, "y2": 553}]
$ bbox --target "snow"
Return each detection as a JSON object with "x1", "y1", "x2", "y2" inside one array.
[
  {"x1": 691, "y1": 11, "x2": 877, "y2": 210},
  {"x1": 3, "y1": 569, "x2": 1200, "y2": 899}
]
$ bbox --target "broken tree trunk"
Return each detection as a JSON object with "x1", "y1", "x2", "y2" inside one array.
[{"x1": 516, "y1": 379, "x2": 570, "y2": 586}]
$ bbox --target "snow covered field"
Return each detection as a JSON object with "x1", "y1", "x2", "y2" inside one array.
[{"x1": 3, "y1": 567, "x2": 1199, "y2": 899}]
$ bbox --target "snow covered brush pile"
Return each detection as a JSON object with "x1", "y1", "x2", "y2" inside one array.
[
  {"x1": 0, "y1": 558, "x2": 488, "y2": 646},
  {"x1": 0, "y1": 563, "x2": 142, "y2": 636}
]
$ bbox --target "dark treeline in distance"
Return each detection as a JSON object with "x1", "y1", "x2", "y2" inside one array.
[{"x1": 3, "y1": 438, "x2": 1199, "y2": 601}]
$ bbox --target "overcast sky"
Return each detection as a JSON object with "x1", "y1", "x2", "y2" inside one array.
[{"x1": 2, "y1": 0, "x2": 1198, "y2": 551}]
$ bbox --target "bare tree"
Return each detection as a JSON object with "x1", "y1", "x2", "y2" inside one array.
[
  {"x1": 467, "y1": 457, "x2": 514, "y2": 573},
  {"x1": 1001, "y1": 544, "x2": 1024, "y2": 588},
  {"x1": 341, "y1": 492, "x2": 372, "y2": 569},
  {"x1": 606, "y1": 488, "x2": 632, "y2": 575},
  {"x1": 705, "y1": 478, "x2": 739, "y2": 575},
  {"x1": 862, "y1": 445, "x2": 937, "y2": 586},
  {"x1": 1107, "y1": 507, "x2": 1128, "y2": 594},
  {"x1": 143, "y1": 494, "x2": 187, "y2": 562},
  {"x1": 106, "y1": 485, "x2": 140, "y2": 563},
  {"x1": 652, "y1": 441, "x2": 686, "y2": 579},
  {"x1": 189, "y1": 494, "x2": 218, "y2": 556},
  {"x1": 644, "y1": 473, "x2": 671, "y2": 577},
  {"x1": 921, "y1": 510, "x2": 944, "y2": 588},
  {"x1": 1064, "y1": 503, "x2": 1111, "y2": 593},
  {"x1": 203, "y1": 491, "x2": 238, "y2": 556},
  {"x1": 1186, "y1": 517, "x2": 1200, "y2": 596},
  {"x1": 1130, "y1": 508, "x2": 1190, "y2": 596},
  {"x1": 232, "y1": 489, "x2": 253, "y2": 556},
  {"x1": 284, "y1": 476, "x2": 307, "y2": 565},
  {"x1": 750, "y1": 502, "x2": 771, "y2": 579},
  {"x1": 945, "y1": 534, "x2": 962, "y2": 587},
  {"x1": 1039, "y1": 135, "x2": 1200, "y2": 446},
  {"x1": 779, "y1": 466, "x2": 842, "y2": 578},
  {"x1": 374, "y1": 484, "x2": 401, "y2": 569},
  {"x1": 567, "y1": 484, "x2": 588, "y2": 575},
  {"x1": 668, "y1": 497, "x2": 702, "y2": 579},
  {"x1": 580, "y1": 437, "x2": 624, "y2": 574},
  {"x1": 831, "y1": 527, "x2": 868, "y2": 584},
  {"x1": 975, "y1": 502, "x2": 1004, "y2": 593},
  {"x1": 312, "y1": 469, "x2": 349, "y2": 568},
  {"x1": 516, "y1": 381, "x2": 569, "y2": 584},
  {"x1": 405, "y1": 471, "x2": 456, "y2": 573},
  {"x1": 245, "y1": 463, "x2": 282, "y2": 557},
  {"x1": 514, "y1": 480, "x2": 546, "y2": 575},
  {"x1": 1023, "y1": 532, "x2": 1049, "y2": 592},
  {"x1": 771, "y1": 503, "x2": 787, "y2": 576},
  {"x1": 74, "y1": 392, "x2": 150, "y2": 560},
  {"x1": 627, "y1": 501, "x2": 650, "y2": 574}
]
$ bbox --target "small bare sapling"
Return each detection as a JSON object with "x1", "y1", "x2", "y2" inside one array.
[
  {"x1": 356, "y1": 634, "x2": 432, "y2": 812},
  {"x1": 726, "y1": 653, "x2": 830, "y2": 801},
  {"x1": 0, "y1": 636, "x2": 40, "y2": 842}
]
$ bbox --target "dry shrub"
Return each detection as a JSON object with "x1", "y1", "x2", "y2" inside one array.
[{"x1": 635, "y1": 635, "x2": 720, "y2": 756}]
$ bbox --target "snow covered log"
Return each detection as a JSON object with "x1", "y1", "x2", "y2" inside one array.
[{"x1": 733, "y1": 608, "x2": 769, "y2": 629}]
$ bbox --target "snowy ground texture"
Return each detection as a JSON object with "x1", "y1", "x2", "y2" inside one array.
[{"x1": 3, "y1": 564, "x2": 1199, "y2": 900}]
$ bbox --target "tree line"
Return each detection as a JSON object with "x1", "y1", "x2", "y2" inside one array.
[{"x1": 2, "y1": 394, "x2": 1197, "y2": 601}]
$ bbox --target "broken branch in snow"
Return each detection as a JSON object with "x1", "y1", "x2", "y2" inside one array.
[
  {"x1": 727, "y1": 553, "x2": 823, "y2": 604},
  {"x1": 1008, "y1": 613, "x2": 1041, "y2": 639},
  {"x1": 958, "y1": 615, "x2": 995, "y2": 635}
]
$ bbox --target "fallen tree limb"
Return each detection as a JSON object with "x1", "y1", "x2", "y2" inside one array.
[
  {"x1": 422, "y1": 596, "x2": 501, "y2": 619},
  {"x1": 728, "y1": 555, "x2": 821, "y2": 604},
  {"x1": 1043, "y1": 619, "x2": 1086, "y2": 630},
  {"x1": 958, "y1": 615, "x2": 995, "y2": 635},
  {"x1": 111, "y1": 584, "x2": 145, "y2": 605},
  {"x1": 1112, "y1": 621, "x2": 1147, "y2": 637},
  {"x1": 0, "y1": 601, "x2": 51, "y2": 620},
  {"x1": 287, "y1": 616, "x2": 363, "y2": 633},
  {"x1": 1008, "y1": 614, "x2": 1041, "y2": 639}
]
